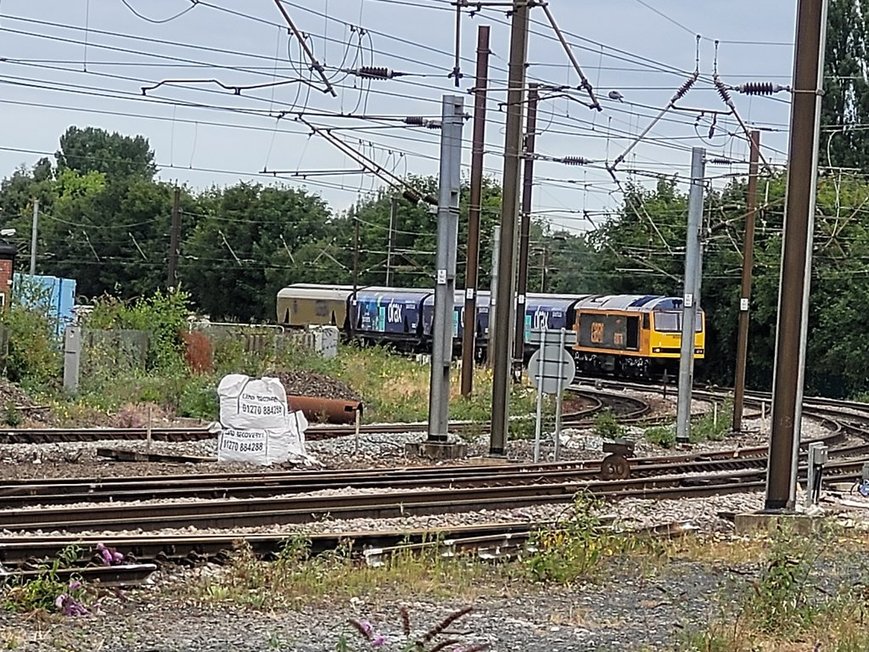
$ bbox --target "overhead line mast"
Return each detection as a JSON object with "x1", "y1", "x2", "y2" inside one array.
[{"x1": 489, "y1": 0, "x2": 531, "y2": 456}]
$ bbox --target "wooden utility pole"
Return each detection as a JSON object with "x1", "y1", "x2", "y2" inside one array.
[
  {"x1": 385, "y1": 196, "x2": 397, "y2": 286},
  {"x1": 732, "y1": 131, "x2": 761, "y2": 433},
  {"x1": 167, "y1": 187, "x2": 181, "y2": 289},
  {"x1": 513, "y1": 83, "x2": 540, "y2": 369},
  {"x1": 461, "y1": 25, "x2": 491, "y2": 398},
  {"x1": 490, "y1": 0, "x2": 530, "y2": 456}
]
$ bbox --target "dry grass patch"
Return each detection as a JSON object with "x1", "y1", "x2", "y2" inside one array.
[
  {"x1": 189, "y1": 538, "x2": 517, "y2": 610},
  {"x1": 677, "y1": 524, "x2": 869, "y2": 652}
]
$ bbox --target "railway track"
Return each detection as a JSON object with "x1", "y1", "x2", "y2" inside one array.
[
  {"x1": 1, "y1": 383, "x2": 867, "y2": 582},
  {"x1": 0, "y1": 388, "x2": 647, "y2": 445},
  {"x1": 0, "y1": 563, "x2": 158, "y2": 587},
  {"x1": 3, "y1": 430, "x2": 867, "y2": 508},
  {"x1": 2, "y1": 449, "x2": 866, "y2": 534}
]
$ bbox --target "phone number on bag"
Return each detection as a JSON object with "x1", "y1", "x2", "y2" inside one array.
[
  {"x1": 220, "y1": 440, "x2": 264, "y2": 452},
  {"x1": 240, "y1": 403, "x2": 283, "y2": 416}
]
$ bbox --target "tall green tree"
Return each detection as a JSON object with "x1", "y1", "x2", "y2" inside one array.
[
  {"x1": 341, "y1": 176, "x2": 504, "y2": 289},
  {"x1": 823, "y1": 0, "x2": 869, "y2": 168},
  {"x1": 181, "y1": 183, "x2": 335, "y2": 321},
  {"x1": 55, "y1": 126, "x2": 157, "y2": 180}
]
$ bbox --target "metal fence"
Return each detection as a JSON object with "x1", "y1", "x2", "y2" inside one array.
[{"x1": 81, "y1": 328, "x2": 150, "y2": 372}]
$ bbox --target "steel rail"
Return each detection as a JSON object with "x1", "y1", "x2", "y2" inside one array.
[
  {"x1": 3, "y1": 456, "x2": 867, "y2": 533},
  {"x1": 4, "y1": 435, "x2": 866, "y2": 508},
  {"x1": 0, "y1": 563, "x2": 157, "y2": 587},
  {"x1": 0, "y1": 389, "x2": 648, "y2": 445}
]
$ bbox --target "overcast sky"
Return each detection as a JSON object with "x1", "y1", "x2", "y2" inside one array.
[{"x1": 0, "y1": 1, "x2": 799, "y2": 234}]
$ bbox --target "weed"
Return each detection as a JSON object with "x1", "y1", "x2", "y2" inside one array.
[
  {"x1": 525, "y1": 492, "x2": 613, "y2": 584},
  {"x1": 644, "y1": 424, "x2": 675, "y2": 448},
  {"x1": 337, "y1": 605, "x2": 489, "y2": 651},
  {"x1": 2, "y1": 545, "x2": 87, "y2": 615},
  {"x1": 741, "y1": 525, "x2": 818, "y2": 636},
  {"x1": 194, "y1": 535, "x2": 506, "y2": 610},
  {"x1": 593, "y1": 409, "x2": 624, "y2": 439},
  {"x1": 676, "y1": 526, "x2": 869, "y2": 651},
  {"x1": 690, "y1": 399, "x2": 732, "y2": 443},
  {"x1": 1, "y1": 402, "x2": 20, "y2": 427}
]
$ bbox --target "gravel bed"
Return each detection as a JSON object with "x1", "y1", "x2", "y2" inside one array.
[
  {"x1": 15, "y1": 546, "x2": 869, "y2": 651},
  {"x1": 0, "y1": 392, "x2": 837, "y2": 478},
  {"x1": 2, "y1": 491, "x2": 758, "y2": 541},
  {"x1": 0, "y1": 562, "x2": 737, "y2": 651},
  {"x1": 276, "y1": 369, "x2": 360, "y2": 402}
]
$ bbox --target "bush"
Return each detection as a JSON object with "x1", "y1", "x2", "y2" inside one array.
[
  {"x1": 0, "y1": 284, "x2": 62, "y2": 390},
  {"x1": 86, "y1": 289, "x2": 190, "y2": 372},
  {"x1": 526, "y1": 492, "x2": 612, "y2": 584},
  {"x1": 645, "y1": 425, "x2": 676, "y2": 448},
  {"x1": 593, "y1": 408, "x2": 624, "y2": 439}
]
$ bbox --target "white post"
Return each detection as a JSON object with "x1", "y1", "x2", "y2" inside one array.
[
  {"x1": 354, "y1": 406, "x2": 362, "y2": 455},
  {"x1": 62, "y1": 327, "x2": 81, "y2": 394},
  {"x1": 146, "y1": 404, "x2": 153, "y2": 453},
  {"x1": 533, "y1": 326, "x2": 547, "y2": 463},
  {"x1": 29, "y1": 199, "x2": 38, "y2": 276},
  {"x1": 554, "y1": 327, "x2": 566, "y2": 461}
]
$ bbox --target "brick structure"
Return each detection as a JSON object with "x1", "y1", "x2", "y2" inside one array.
[{"x1": 0, "y1": 241, "x2": 16, "y2": 309}]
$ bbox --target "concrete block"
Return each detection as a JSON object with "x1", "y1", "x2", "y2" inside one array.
[
  {"x1": 469, "y1": 455, "x2": 512, "y2": 465},
  {"x1": 405, "y1": 441, "x2": 468, "y2": 461},
  {"x1": 733, "y1": 511, "x2": 823, "y2": 536}
]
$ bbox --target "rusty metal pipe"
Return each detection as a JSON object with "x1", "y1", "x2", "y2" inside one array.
[{"x1": 288, "y1": 395, "x2": 363, "y2": 424}]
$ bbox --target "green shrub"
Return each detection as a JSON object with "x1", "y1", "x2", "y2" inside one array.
[
  {"x1": 593, "y1": 408, "x2": 624, "y2": 439},
  {"x1": 645, "y1": 424, "x2": 676, "y2": 448},
  {"x1": 526, "y1": 492, "x2": 612, "y2": 584},
  {"x1": 2, "y1": 402, "x2": 21, "y2": 427},
  {"x1": 86, "y1": 289, "x2": 190, "y2": 372},
  {"x1": 0, "y1": 284, "x2": 62, "y2": 390},
  {"x1": 690, "y1": 399, "x2": 732, "y2": 443},
  {"x1": 178, "y1": 376, "x2": 218, "y2": 419}
]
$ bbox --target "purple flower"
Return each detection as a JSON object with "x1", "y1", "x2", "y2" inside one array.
[
  {"x1": 54, "y1": 594, "x2": 88, "y2": 617},
  {"x1": 371, "y1": 633, "x2": 387, "y2": 647},
  {"x1": 359, "y1": 620, "x2": 372, "y2": 636},
  {"x1": 96, "y1": 543, "x2": 124, "y2": 566},
  {"x1": 68, "y1": 580, "x2": 82, "y2": 592}
]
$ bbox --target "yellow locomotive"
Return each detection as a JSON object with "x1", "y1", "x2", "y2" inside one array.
[{"x1": 572, "y1": 295, "x2": 705, "y2": 379}]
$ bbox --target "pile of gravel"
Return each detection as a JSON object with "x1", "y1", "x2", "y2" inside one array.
[
  {"x1": 275, "y1": 369, "x2": 360, "y2": 401},
  {"x1": 0, "y1": 379, "x2": 52, "y2": 423}
]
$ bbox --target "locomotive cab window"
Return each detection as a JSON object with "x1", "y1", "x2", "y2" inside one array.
[
  {"x1": 626, "y1": 316, "x2": 639, "y2": 350},
  {"x1": 653, "y1": 311, "x2": 703, "y2": 333}
]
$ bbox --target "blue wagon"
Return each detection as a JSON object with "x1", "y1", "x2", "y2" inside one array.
[{"x1": 350, "y1": 287, "x2": 431, "y2": 350}]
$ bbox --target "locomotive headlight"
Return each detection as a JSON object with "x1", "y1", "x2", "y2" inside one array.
[{"x1": 652, "y1": 347, "x2": 661, "y2": 353}]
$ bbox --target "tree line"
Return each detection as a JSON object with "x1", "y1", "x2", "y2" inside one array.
[{"x1": 2, "y1": 0, "x2": 869, "y2": 397}]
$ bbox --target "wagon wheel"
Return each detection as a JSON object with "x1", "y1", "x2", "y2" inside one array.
[{"x1": 600, "y1": 453, "x2": 630, "y2": 480}]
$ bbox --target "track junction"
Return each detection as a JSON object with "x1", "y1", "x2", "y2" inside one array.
[{"x1": 2, "y1": 382, "x2": 869, "y2": 588}]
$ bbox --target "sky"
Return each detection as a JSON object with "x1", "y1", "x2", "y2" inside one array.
[{"x1": 0, "y1": 0, "x2": 800, "y2": 236}]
